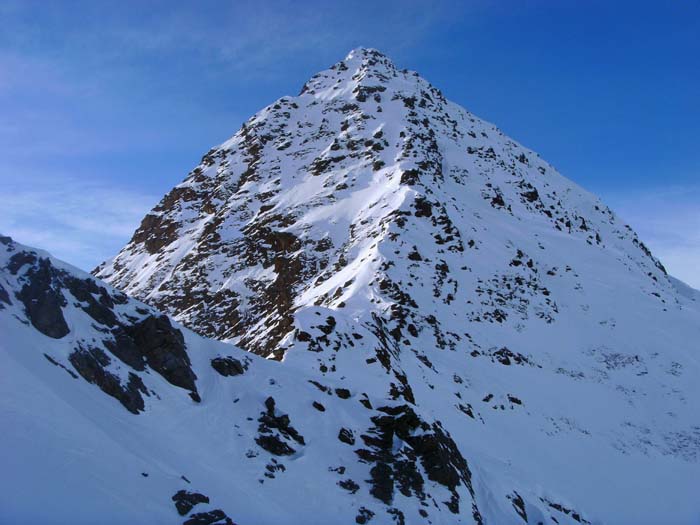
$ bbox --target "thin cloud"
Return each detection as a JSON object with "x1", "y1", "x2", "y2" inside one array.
[
  {"x1": 2, "y1": 0, "x2": 475, "y2": 80},
  {"x1": 608, "y1": 185, "x2": 700, "y2": 289},
  {"x1": 0, "y1": 176, "x2": 157, "y2": 271}
]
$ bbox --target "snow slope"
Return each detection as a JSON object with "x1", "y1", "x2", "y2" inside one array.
[
  {"x1": 1, "y1": 235, "x2": 492, "y2": 524},
  {"x1": 2, "y1": 49, "x2": 699, "y2": 524}
]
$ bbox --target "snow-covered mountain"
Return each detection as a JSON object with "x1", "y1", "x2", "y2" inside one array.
[
  {"x1": 2, "y1": 48, "x2": 699, "y2": 524},
  {"x1": 1, "y1": 235, "x2": 490, "y2": 525}
]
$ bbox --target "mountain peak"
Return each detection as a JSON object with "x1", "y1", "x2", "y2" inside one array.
[
  {"x1": 341, "y1": 47, "x2": 399, "y2": 73},
  {"x1": 299, "y1": 47, "x2": 430, "y2": 100},
  {"x1": 344, "y1": 46, "x2": 389, "y2": 61},
  {"x1": 98, "y1": 47, "x2": 673, "y2": 359}
]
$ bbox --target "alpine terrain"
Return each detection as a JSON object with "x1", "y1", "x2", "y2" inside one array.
[{"x1": 2, "y1": 48, "x2": 699, "y2": 525}]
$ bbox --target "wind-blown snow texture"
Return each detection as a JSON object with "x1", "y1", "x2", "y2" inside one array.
[{"x1": 2, "y1": 49, "x2": 699, "y2": 524}]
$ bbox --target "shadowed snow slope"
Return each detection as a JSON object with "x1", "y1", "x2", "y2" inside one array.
[{"x1": 1, "y1": 49, "x2": 699, "y2": 524}]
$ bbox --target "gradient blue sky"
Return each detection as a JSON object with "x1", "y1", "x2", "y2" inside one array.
[{"x1": 1, "y1": 0, "x2": 698, "y2": 286}]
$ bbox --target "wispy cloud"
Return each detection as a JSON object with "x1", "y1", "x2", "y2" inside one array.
[
  {"x1": 0, "y1": 175, "x2": 157, "y2": 271},
  {"x1": 608, "y1": 185, "x2": 700, "y2": 289},
  {"x1": 1, "y1": 0, "x2": 475, "y2": 82}
]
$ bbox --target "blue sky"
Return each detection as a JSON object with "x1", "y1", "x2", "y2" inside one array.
[{"x1": 0, "y1": 0, "x2": 698, "y2": 286}]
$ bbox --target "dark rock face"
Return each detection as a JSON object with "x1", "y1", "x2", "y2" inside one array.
[
  {"x1": 172, "y1": 490, "x2": 210, "y2": 516},
  {"x1": 541, "y1": 498, "x2": 591, "y2": 524},
  {"x1": 105, "y1": 315, "x2": 199, "y2": 399},
  {"x1": 338, "y1": 427, "x2": 355, "y2": 445},
  {"x1": 410, "y1": 422, "x2": 479, "y2": 517},
  {"x1": 7, "y1": 248, "x2": 130, "y2": 339},
  {"x1": 255, "y1": 434, "x2": 296, "y2": 456},
  {"x1": 124, "y1": 315, "x2": 198, "y2": 393},
  {"x1": 96, "y1": 314, "x2": 199, "y2": 409},
  {"x1": 509, "y1": 491, "x2": 527, "y2": 522},
  {"x1": 338, "y1": 478, "x2": 360, "y2": 493},
  {"x1": 256, "y1": 230, "x2": 303, "y2": 358},
  {"x1": 491, "y1": 347, "x2": 534, "y2": 367},
  {"x1": 335, "y1": 387, "x2": 351, "y2": 399},
  {"x1": 4, "y1": 244, "x2": 199, "y2": 413},
  {"x1": 255, "y1": 396, "x2": 305, "y2": 456},
  {"x1": 355, "y1": 507, "x2": 375, "y2": 524},
  {"x1": 10, "y1": 254, "x2": 69, "y2": 339},
  {"x1": 356, "y1": 405, "x2": 424, "y2": 505},
  {"x1": 69, "y1": 346, "x2": 148, "y2": 414},
  {"x1": 64, "y1": 275, "x2": 119, "y2": 327},
  {"x1": 129, "y1": 186, "x2": 192, "y2": 255},
  {"x1": 355, "y1": 405, "x2": 481, "y2": 521},
  {"x1": 211, "y1": 356, "x2": 246, "y2": 377},
  {"x1": 0, "y1": 282, "x2": 11, "y2": 308},
  {"x1": 183, "y1": 509, "x2": 235, "y2": 525}
]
